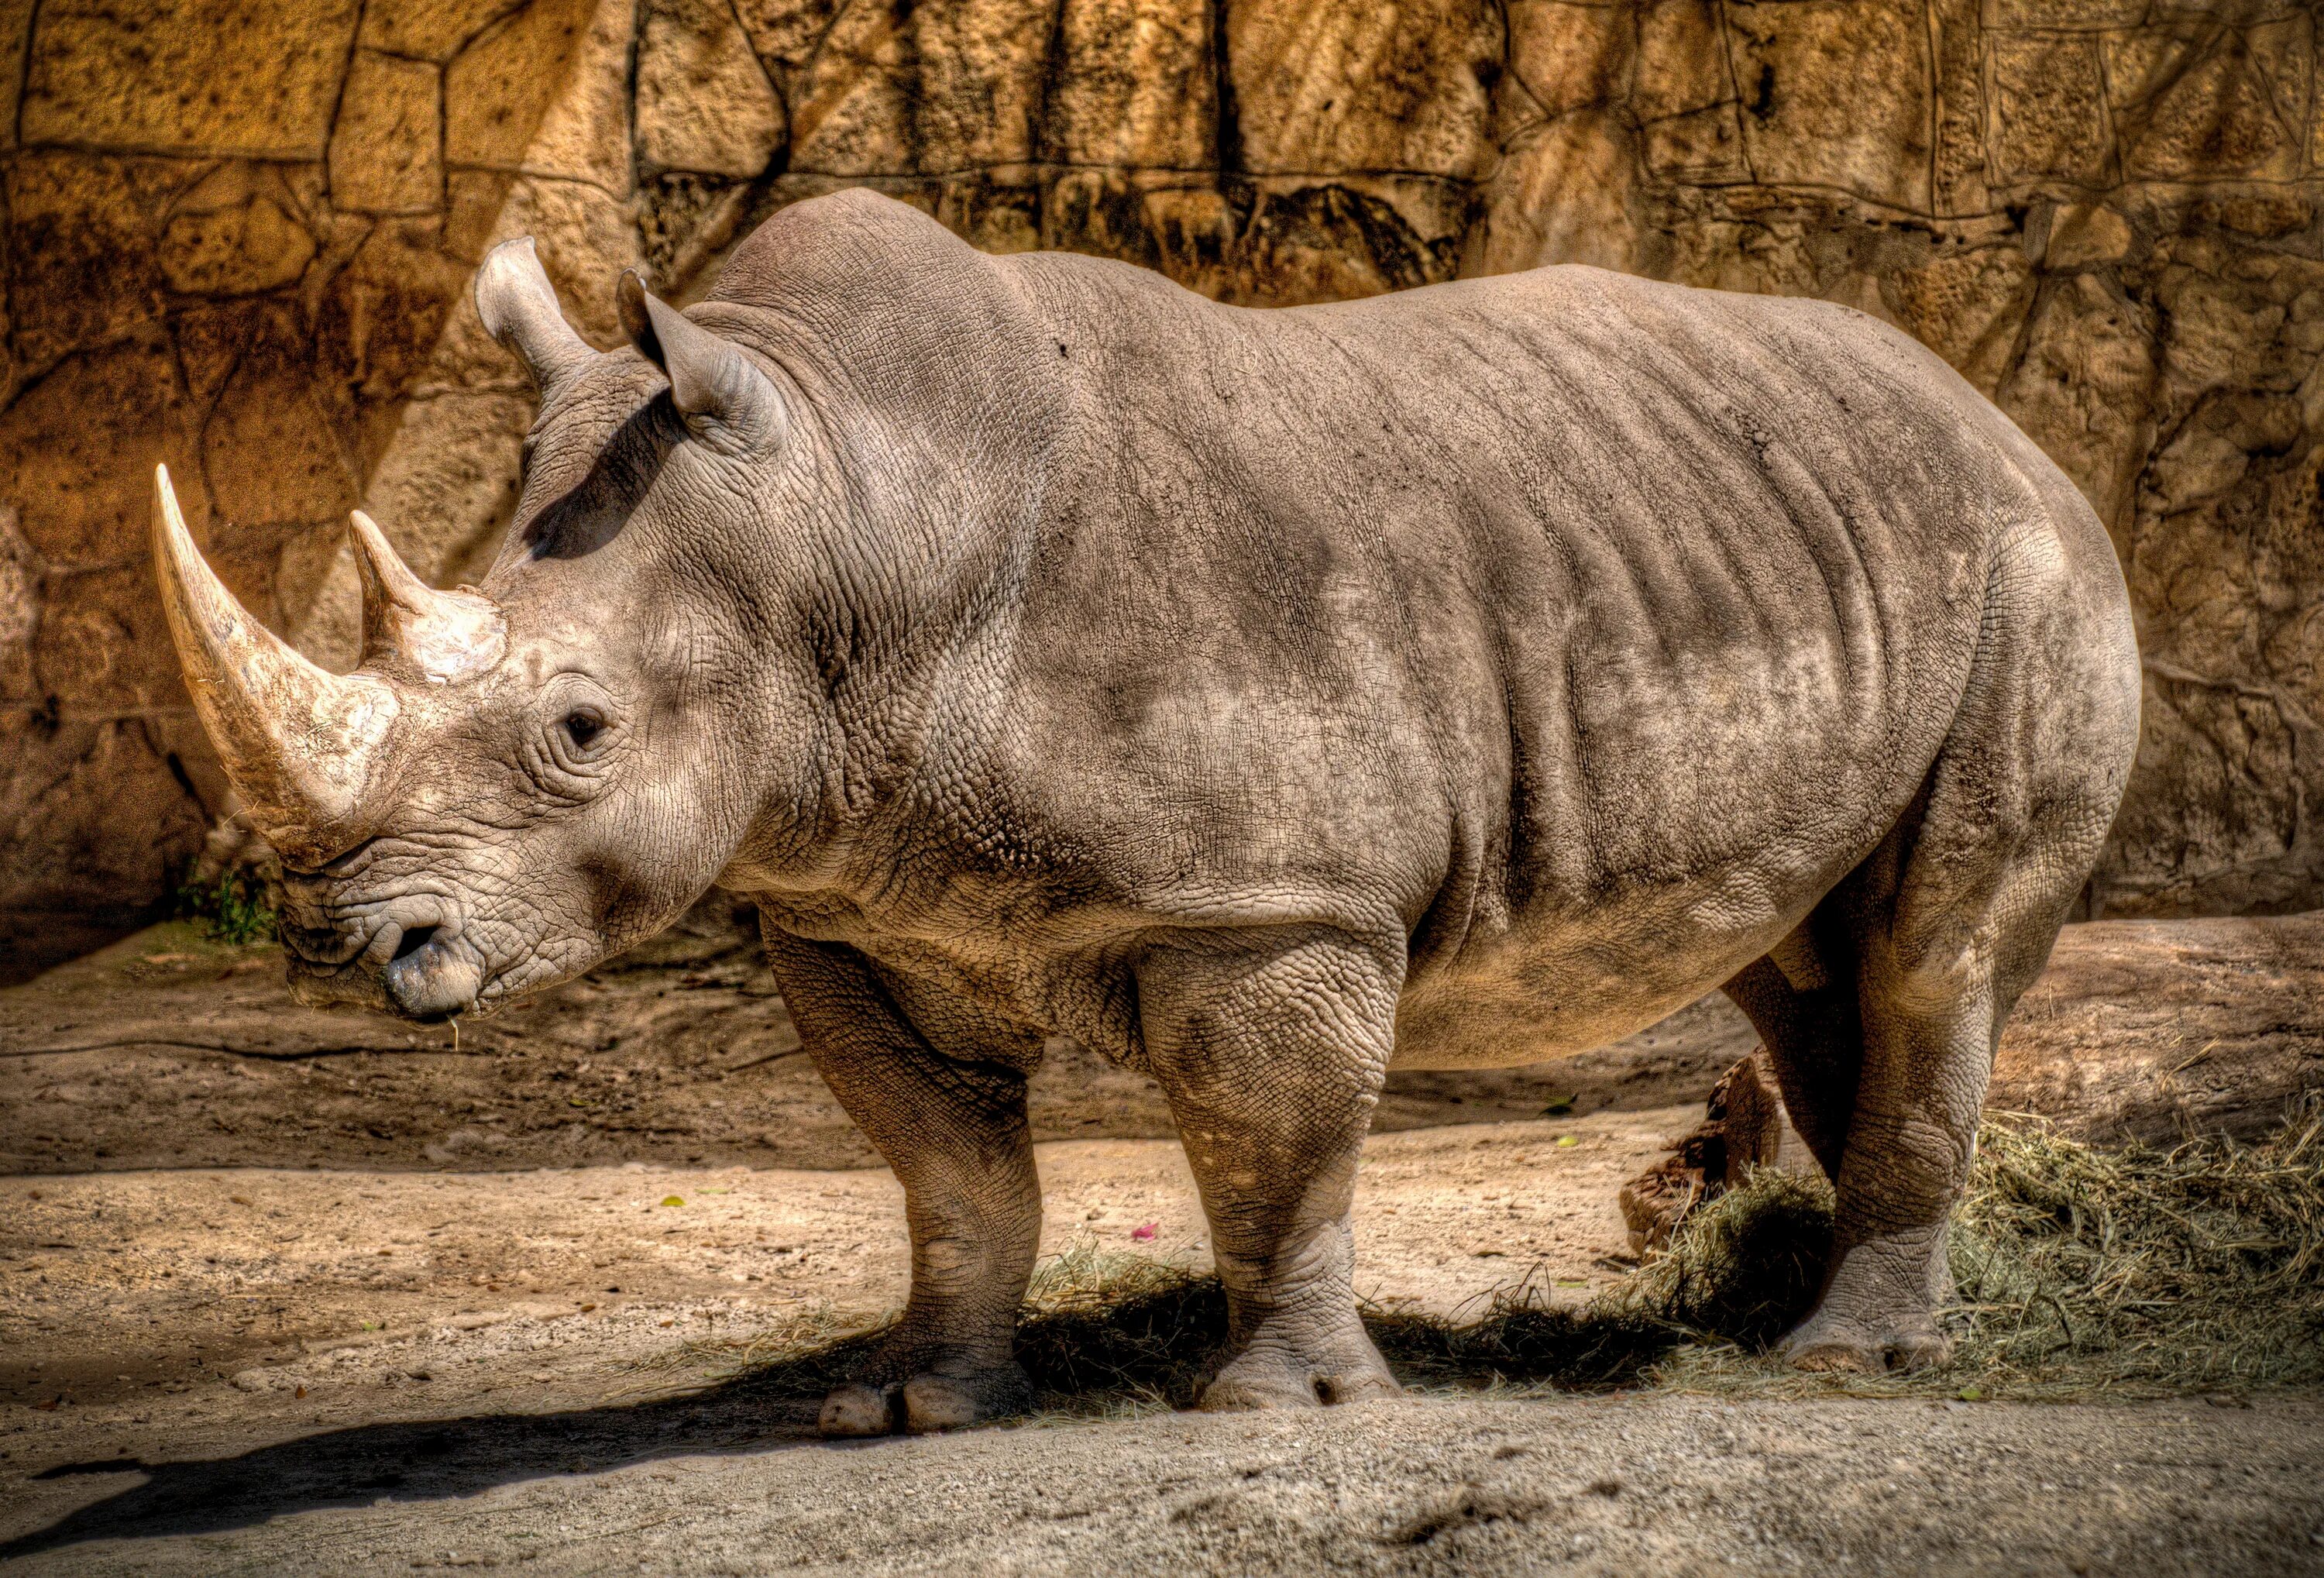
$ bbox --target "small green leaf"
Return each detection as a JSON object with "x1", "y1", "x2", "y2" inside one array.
[
  {"x1": 1957, "y1": 1387, "x2": 1982, "y2": 1402},
  {"x1": 660, "y1": 1195, "x2": 684, "y2": 1208},
  {"x1": 1556, "y1": 1136, "x2": 1580, "y2": 1148}
]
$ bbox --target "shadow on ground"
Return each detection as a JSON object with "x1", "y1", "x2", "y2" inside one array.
[
  {"x1": 5, "y1": 1223, "x2": 1840, "y2": 1563},
  {"x1": 7, "y1": 1365, "x2": 832, "y2": 1560}
]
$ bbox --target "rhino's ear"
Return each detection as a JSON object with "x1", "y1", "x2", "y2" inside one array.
[
  {"x1": 617, "y1": 270, "x2": 784, "y2": 452},
  {"x1": 476, "y1": 237, "x2": 594, "y2": 398}
]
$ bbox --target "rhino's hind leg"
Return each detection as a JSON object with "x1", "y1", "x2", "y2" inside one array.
[
  {"x1": 1721, "y1": 933, "x2": 1862, "y2": 1181},
  {"x1": 1780, "y1": 755, "x2": 2120, "y2": 1366},
  {"x1": 1763, "y1": 801, "x2": 2093, "y2": 1375},
  {"x1": 1776, "y1": 933, "x2": 1996, "y2": 1374},
  {"x1": 761, "y1": 933, "x2": 1041, "y2": 1436},
  {"x1": 1138, "y1": 930, "x2": 1404, "y2": 1411},
  {"x1": 1763, "y1": 507, "x2": 2135, "y2": 1373}
]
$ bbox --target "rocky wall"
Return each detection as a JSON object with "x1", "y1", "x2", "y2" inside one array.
[{"x1": 1, "y1": 0, "x2": 2319, "y2": 977}]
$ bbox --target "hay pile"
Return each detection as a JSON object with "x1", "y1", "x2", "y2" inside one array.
[
  {"x1": 1630, "y1": 1101, "x2": 2323, "y2": 1399},
  {"x1": 687, "y1": 1102, "x2": 2324, "y2": 1414}
]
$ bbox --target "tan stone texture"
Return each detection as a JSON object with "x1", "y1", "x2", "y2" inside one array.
[
  {"x1": 1633, "y1": 0, "x2": 1731, "y2": 122},
  {"x1": 1724, "y1": 0, "x2": 1932, "y2": 211},
  {"x1": 21, "y1": 0, "x2": 359, "y2": 159},
  {"x1": 1930, "y1": 0, "x2": 1989, "y2": 216},
  {"x1": 5, "y1": 152, "x2": 181, "y2": 366},
  {"x1": 784, "y1": 3, "x2": 918, "y2": 176},
  {"x1": 637, "y1": 0, "x2": 786, "y2": 179},
  {"x1": 1047, "y1": 0, "x2": 1216, "y2": 169},
  {"x1": 0, "y1": 0, "x2": 34, "y2": 154},
  {"x1": 0, "y1": 339, "x2": 194, "y2": 569},
  {"x1": 7, "y1": 0, "x2": 2324, "y2": 937},
  {"x1": 361, "y1": 0, "x2": 528, "y2": 61},
  {"x1": 1226, "y1": 0, "x2": 1501, "y2": 180},
  {"x1": 1883, "y1": 246, "x2": 2035, "y2": 397},
  {"x1": 732, "y1": 0, "x2": 846, "y2": 89},
  {"x1": 330, "y1": 52, "x2": 445, "y2": 215},
  {"x1": 1987, "y1": 32, "x2": 2115, "y2": 184},
  {"x1": 2108, "y1": 23, "x2": 2302, "y2": 182},
  {"x1": 1642, "y1": 103, "x2": 1746, "y2": 182},
  {"x1": 446, "y1": 0, "x2": 634, "y2": 194},
  {"x1": 1479, "y1": 108, "x2": 1644, "y2": 274},
  {"x1": 201, "y1": 346, "x2": 359, "y2": 535},
  {"x1": 0, "y1": 721, "x2": 215, "y2": 931},
  {"x1": 1997, "y1": 272, "x2": 2154, "y2": 534},
  {"x1": 158, "y1": 196, "x2": 318, "y2": 295},
  {"x1": 0, "y1": 506, "x2": 39, "y2": 699},
  {"x1": 1507, "y1": 2, "x2": 1634, "y2": 117},
  {"x1": 2044, "y1": 203, "x2": 2133, "y2": 270},
  {"x1": 1982, "y1": 0, "x2": 2142, "y2": 28}
]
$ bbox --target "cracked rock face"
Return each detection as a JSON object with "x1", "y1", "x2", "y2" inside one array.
[{"x1": 2, "y1": 0, "x2": 2319, "y2": 974}]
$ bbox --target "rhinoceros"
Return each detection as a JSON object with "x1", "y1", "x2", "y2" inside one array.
[{"x1": 151, "y1": 188, "x2": 2141, "y2": 1433}]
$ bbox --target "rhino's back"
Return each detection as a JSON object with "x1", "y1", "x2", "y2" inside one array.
[{"x1": 969, "y1": 251, "x2": 2122, "y2": 1054}]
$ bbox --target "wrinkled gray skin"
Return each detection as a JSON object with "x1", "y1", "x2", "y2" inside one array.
[{"x1": 271, "y1": 190, "x2": 2141, "y2": 1432}]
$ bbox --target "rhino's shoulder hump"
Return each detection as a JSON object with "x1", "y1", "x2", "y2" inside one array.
[{"x1": 710, "y1": 188, "x2": 995, "y2": 313}]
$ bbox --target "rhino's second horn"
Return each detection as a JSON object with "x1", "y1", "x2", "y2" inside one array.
[{"x1": 349, "y1": 509, "x2": 506, "y2": 685}]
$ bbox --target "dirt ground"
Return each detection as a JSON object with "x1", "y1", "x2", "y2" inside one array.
[
  {"x1": 3, "y1": 914, "x2": 2321, "y2": 1574},
  {"x1": 0, "y1": 904, "x2": 1753, "y2": 1174}
]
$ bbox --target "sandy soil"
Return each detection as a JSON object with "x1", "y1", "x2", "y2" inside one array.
[
  {"x1": 4, "y1": 917, "x2": 2321, "y2": 1573},
  {"x1": 0, "y1": 906, "x2": 1755, "y2": 1175},
  {"x1": 6, "y1": 1123, "x2": 2321, "y2": 1576},
  {"x1": 0, "y1": 1114, "x2": 1676, "y2": 1409}
]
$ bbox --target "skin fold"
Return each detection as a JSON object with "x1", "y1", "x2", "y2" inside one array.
[{"x1": 159, "y1": 190, "x2": 2143, "y2": 1433}]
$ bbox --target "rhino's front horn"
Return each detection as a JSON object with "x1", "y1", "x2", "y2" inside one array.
[
  {"x1": 349, "y1": 510, "x2": 506, "y2": 683},
  {"x1": 617, "y1": 270, "x2": 784, "y2": 449},
  {"x1": 151, "y1": 465, "x2": 401, "y2": 867},
  {"x1": 476, "y1": 236, "x2": 594, "y2": 397}
]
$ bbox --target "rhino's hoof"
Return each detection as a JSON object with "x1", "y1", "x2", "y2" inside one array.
[
  {"x1": 1198, "y1": 1350, "x2": 1401, "y2": 1411},
  {"x1": 1780, "y1": 1314, "x2": 1952, "y2": 1373},
  {"x1": 901, "y1": 1366, "x2": 1032, "y2": 1433},
  {"x1": 818, "y1": 1383, "x2": 899, "y2": 1437}
]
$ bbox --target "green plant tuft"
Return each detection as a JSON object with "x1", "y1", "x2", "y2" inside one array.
[{"x1": 172, "y1": 865, "x2": 277, "y2": 946}]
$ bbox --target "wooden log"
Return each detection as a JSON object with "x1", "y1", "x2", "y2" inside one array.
[{"x1": 1618, "y1": 1047, "x2": 1814, "y2": 1257}]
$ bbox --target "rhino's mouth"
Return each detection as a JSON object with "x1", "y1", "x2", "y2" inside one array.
[
  {"x1": 377, "y1": 921, "x2": 488, "y2": 1022},
  {"x1": 280, "y1": 887, "x2": 492, "y2": 1023}
]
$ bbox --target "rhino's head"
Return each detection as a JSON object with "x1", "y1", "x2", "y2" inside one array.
[{"x1": 153, "y1": 239, "x2": 821, "y2": 1020}]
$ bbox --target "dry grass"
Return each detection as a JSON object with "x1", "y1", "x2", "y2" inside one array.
[
  {"x1": 669, "y1": 1103, "x2": 2324, "y2": 1414},
  {"x1": 1613, "y1": 1098, "x2": 2324, "y2": 1401}
]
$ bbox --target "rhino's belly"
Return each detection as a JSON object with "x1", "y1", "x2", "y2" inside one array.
[{"x1": 1386, "y1": 887, "x2": 1793, "y2": 1071}]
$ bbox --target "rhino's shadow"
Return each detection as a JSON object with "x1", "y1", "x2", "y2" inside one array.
[
  {"x1": 1, "y1": 1367, "x2": 840, "y2": 1561},
  {"x1": 5, "y1": 1183, "x2": 1834, "y2": 1559}
]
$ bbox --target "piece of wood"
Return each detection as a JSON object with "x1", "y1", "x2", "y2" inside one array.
[{"x1": 1618, "y1": 1047, "x2": 1814, "y2": 1257}]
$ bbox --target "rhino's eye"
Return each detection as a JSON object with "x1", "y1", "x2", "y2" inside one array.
[
  {"x1": 532, "y1": 673, "x2": 623, "y2": 791},
  {"x1": 562, "y1": 710, "x2": 603, "y2": 751}
]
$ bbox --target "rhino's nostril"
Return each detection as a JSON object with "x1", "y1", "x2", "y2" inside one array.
[{"x1": 391, "y1": 924, "x2": 439, "y2": 962}]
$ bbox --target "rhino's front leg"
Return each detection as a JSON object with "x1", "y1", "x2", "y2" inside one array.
[
  {"x1": 761, "y1": 933, "x2": 1040, "y2": 1435},
  {"x1": 1138, "y1": 928, "x2": 1404, "y2": 1410}
]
